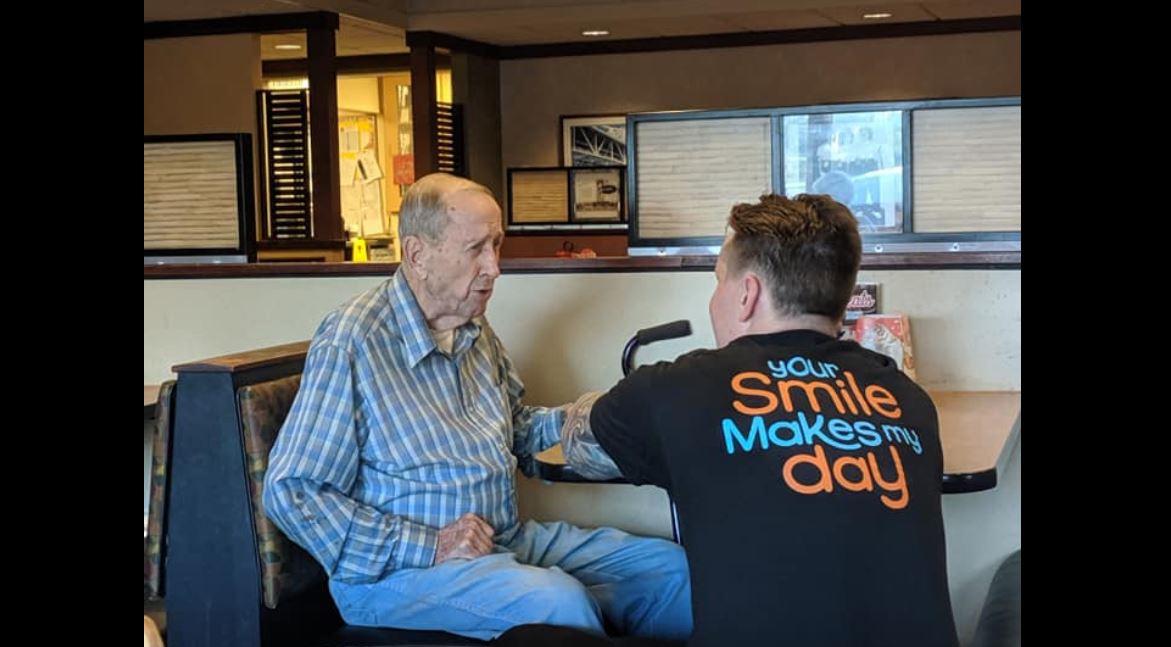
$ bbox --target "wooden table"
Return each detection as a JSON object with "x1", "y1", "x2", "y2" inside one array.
[
  {"x1": 536, "y1": 390, "x2": 1021, "y2": 494},
  {"x1": 144, "y1": 384, "x2": 161, "y2": 421}
]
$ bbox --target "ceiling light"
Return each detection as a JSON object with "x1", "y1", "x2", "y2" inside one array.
[
  {"x1": 581, "y1": 30, "x2": 610, "y2": 37},
  {"x1": 274, "y1": 44, "x2": 303, "y2": 51},
  {"x1": 862, "y1": 13, "x2": 893, "y2": 20}
]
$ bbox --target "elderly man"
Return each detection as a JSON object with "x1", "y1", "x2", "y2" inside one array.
[{"x1": 264, "y1": 173, "x2": 691, "y2": 642}]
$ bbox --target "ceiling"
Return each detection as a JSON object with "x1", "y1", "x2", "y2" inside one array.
[
  {"x1": 260, "y1": 18, "x2": 406, "y2": 59},
  {"x1": 145, "y1": 0, "x2": 1021, "y2": 59}
]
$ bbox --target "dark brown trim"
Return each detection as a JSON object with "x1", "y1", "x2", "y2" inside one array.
[
  {"x1": 262, "y1": 53, "x2": 452, "y2": 77},
  {"x1": 144, "y1": 11, "x2": 338, "y2": 39},
  {"x1": 172, "y1": 341, "x2": 309, "y2": 374},
  {"x1": 501, "y1": 256, "x2": 714, "y2": 273},
  {"x1": 411, "y1": 45, "x2": 439, "y2": 178},
  {"x1": 307, "y1": 25, "x2": 344, "y2": 241},
  {"x1": 505, "y1": 228, "x2": 629, "y2": 237},
  {"x1": 148, "y1": 14, "x2": 1017, "y2": 58},
  {"x1": 406, "y1": 16, "x2": 1018, "y2": 61},
  {"x1": 406, "y1": 30, "x2": 500, "y2": 59},
  {"x1": 256, "y1": 239, "x2": 347, "y2": 250},
  {"x1": 146, "y1": 262, "x2": 399, "y2": 279},
  {"x1": 255, "y1": 90, "x2": 271, "y2": 238},
  {"x1": 504, "y1": 16, "x2": 1020, "y2": 58},
  {"x1": 144, "y1": 251, "x2": 1019, "y2": 279},
  {"x1": 859, "y1": 251, "x2": 1021, "y2": 270}
]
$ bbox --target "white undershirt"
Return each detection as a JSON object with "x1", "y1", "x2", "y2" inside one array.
[{"x1": 431, "y1": 327, "x2": 455, "y2": 355}]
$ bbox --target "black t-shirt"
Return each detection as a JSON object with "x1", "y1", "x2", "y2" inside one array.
[{"x1": 591, "y1": 330, "x2": 958, "y2": 647}]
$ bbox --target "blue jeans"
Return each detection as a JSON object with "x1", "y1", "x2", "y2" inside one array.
[{"x1": 330, "y1": 520, "x2": 692, "y2": 641}]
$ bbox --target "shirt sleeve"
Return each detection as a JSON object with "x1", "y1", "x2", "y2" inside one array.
[{"x1": 589, "y1": 363, "x2": 671, "y2": 488}]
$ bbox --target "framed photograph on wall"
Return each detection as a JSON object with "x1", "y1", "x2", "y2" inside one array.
[
  {"x1": 561, "y1": 114, "x2": 627, "y2": 167},
  {"x1": 507, "y1": 167, "x2": 571, "y2": 225},
  {"x1": 570, "y1": 166, "x2": 624, "y2": 222}
]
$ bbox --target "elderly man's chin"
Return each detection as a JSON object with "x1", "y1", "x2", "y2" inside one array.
[{"x1": 466, "y1": 288, "x2": 493, "y2": 314}]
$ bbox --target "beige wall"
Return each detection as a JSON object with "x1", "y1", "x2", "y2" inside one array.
[
  {"x1": 144, "y1": 34, "x2": 263, "y2": 231},
  {"x1": 144, "y1": 35, "x2": 262, "y2": 136},
  {"x1": 144, "y1": 268, "x2": 1019, "y2": 642},
  {"x1": 143, "y1": 268, "x2": 1020, "y2": 642},
  {"x1": 499, "y1": 31, "x2": 1021, "y2": 171},
  {"x1": 338, "y1": 77, "x2": 381, "y2": 114},
  {"x1": 143, "y1": 270, "x2": 1020, "y2": 388}
]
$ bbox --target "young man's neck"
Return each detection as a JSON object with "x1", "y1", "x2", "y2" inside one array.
[{"x1": 745, "y1": 314, "x2": 841, "y2": 339}]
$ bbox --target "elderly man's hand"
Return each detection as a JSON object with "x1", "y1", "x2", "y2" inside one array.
[{"x1": 435, "y1": 513, "x2": 495, "y2": 564}]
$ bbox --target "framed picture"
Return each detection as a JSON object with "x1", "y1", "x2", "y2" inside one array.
[
  {"x1": 561, "y1": 114, "x2": 627, "y2": 167},
  {"x1": 570, "y1": 167, "x2": 624, "y2": 222},
  {"x1": 507, "y1": 167, "x2": 570, "y2": 225}
]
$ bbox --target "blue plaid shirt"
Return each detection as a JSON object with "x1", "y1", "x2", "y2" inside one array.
[{"x1": 264, "y1": 272, "x2": 565, "y2": 583}]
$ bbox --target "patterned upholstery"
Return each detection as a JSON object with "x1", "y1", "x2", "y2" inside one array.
[
  {"x1": 144, "y1": 380, "x2": 176, "y2": 599},
  {"x1": 237, "y1": 374, "x2": 325, "y2": 609}
]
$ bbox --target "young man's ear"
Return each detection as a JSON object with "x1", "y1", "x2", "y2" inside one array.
[{"x1": 738, "y1": 272, "x2": 763, "y2": 322}]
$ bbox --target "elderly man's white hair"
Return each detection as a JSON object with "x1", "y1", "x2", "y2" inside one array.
[{"x1": 398, "y1": 173, "x2": 496, "y2": 243}]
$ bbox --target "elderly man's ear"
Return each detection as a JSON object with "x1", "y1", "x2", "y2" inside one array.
[{"x1": 402, "y1": 236, "x2": 426, "y2": 276}]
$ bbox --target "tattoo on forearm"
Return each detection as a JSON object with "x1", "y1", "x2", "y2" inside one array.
[{"x1": 560, "y1": 391, "x2": 622, "y2": 480}]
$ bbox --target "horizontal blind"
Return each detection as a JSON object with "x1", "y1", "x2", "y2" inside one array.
[
  {"x1": 636, "y1": 117, "x2": 772, "y2": 238},
  {"x1": 913, "y1": 106, "x2": 1021, "y2": 233},
  {"x1": 144, "y1": 141, "x2": 240, "y2": 249},
  {"x1": 263, "y1": 90, "x2": 311, "y2": 239}
]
